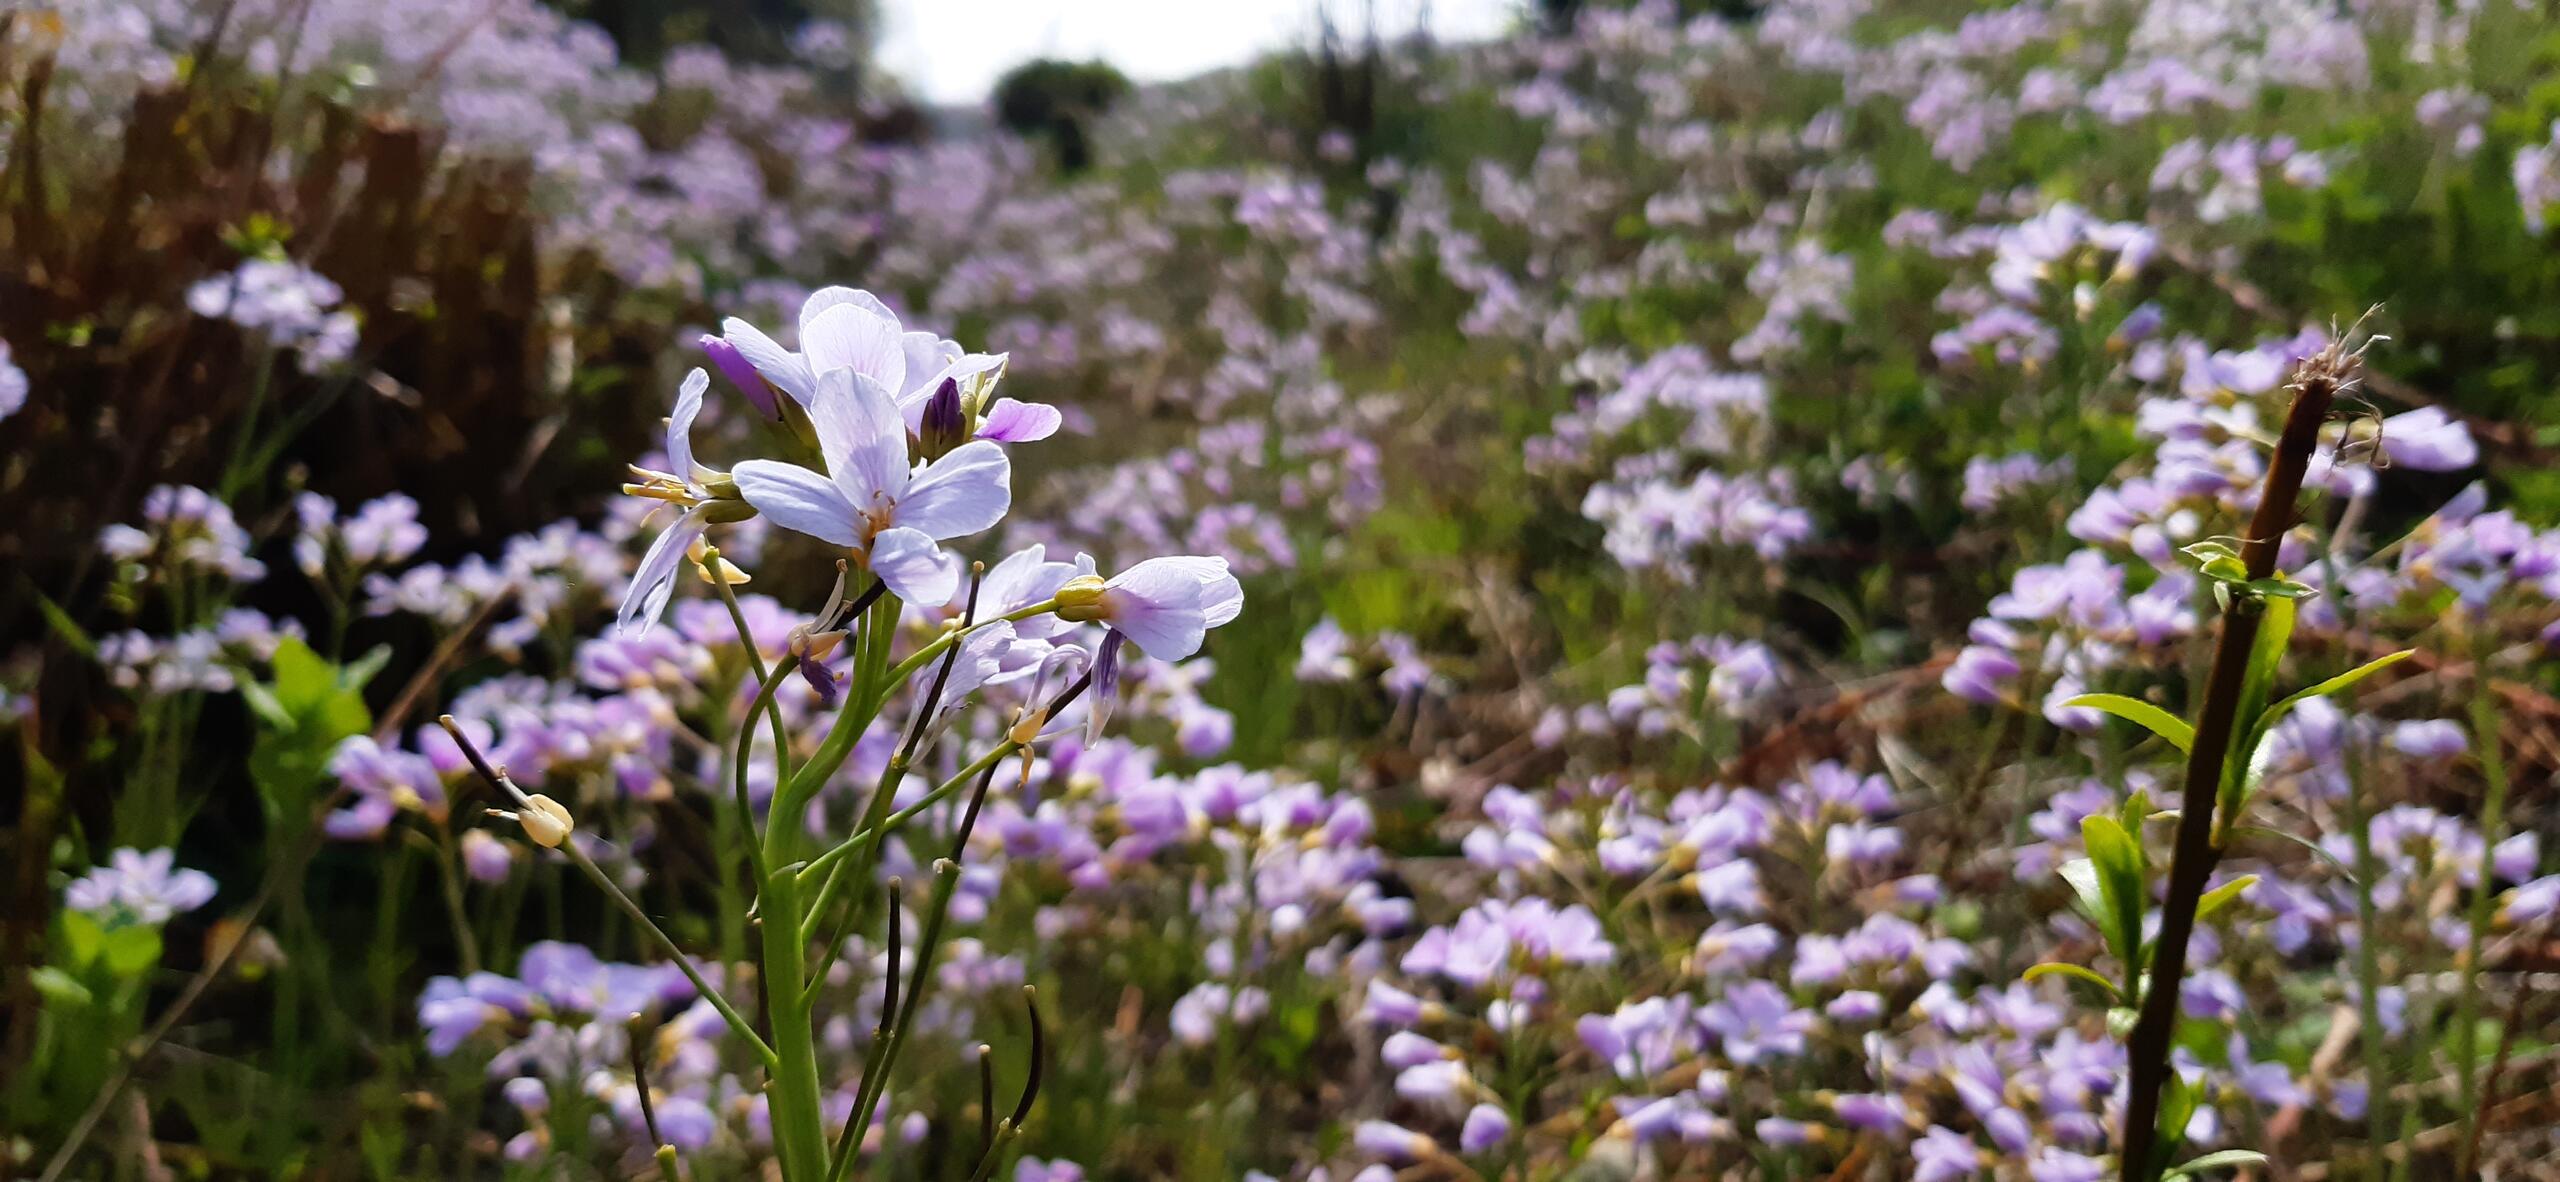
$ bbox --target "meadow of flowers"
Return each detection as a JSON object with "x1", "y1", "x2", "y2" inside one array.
[{"x1": 6, "y1": 0, "x2": 2560, "y2": 1179}]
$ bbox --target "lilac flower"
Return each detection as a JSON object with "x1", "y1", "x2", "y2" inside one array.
[
  {"x1": 1696, "y1": 980, "x2": 1814, "y2": 1064},
  {"x1": 417, "y1": 972, "x2": 535, "y2": 1056},
  {"x1": 716, "y1": 287, "x2": 1047, "y2": 440},
  {"x1": 1914, "y1": 1126, "x2": 1985, "y2": 1181},
  {"x1": 1943, "y1": 644, "x2": 2020, "y2": 703},
  {"x1": 64, "y1": 848, "x2": 218, "y2": 926},
  {"x1": 1459, "y1": 1104, "x2": 1512, "y2": 1153},
  {"x1": 1297, "y1": 617, "x2": 1357, "y2": 681},
  {"x1": 732, "y1": 367, "x2": 1010, "y2": 604},
  {"x1": 2388, "y1": 718, "x2": 2466, "y2": 760},
  {"x1": 1015, "y1": 1160, "x2": 1086, "y2": 1182},
  {"x1": 325, "y1": 736, "x2": 449, "y2": 839},
  {"x1": 2380, "y1": 407, "x2": 2478, "y2": 471}
]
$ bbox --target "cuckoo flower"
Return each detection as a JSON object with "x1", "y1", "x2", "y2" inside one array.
[
  {"x1": 715, "y1": 287, "x2": 1052, "y2": 441},
  {"x1": 1055, "y1": 554, "x2": 1245, "y2": 662},
  {"x1": 731, "y1": 367, "x2": 1010, "y2": 604},
  {"x1": 618, "y1": 370, "x2": 729, "y2": 636}
]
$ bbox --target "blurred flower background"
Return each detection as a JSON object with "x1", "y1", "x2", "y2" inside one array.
[{"x1": 4, "y1": 0, "x2": 2560, "y2": 1178}]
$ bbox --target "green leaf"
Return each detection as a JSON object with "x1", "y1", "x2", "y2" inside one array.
[
  {"x1": 2153, "y1": 1075, "x2": 2205, "y2": 1173},
  {"x1": 2264, "y1": 650, "x2": 2418, "y2": 727},
  {"x1": 244, "y1": 637, "x2": 376, "y2": 820},
  {"x1": 30, "y1": 966, "x2": 92, "y2": 1008},
  {"x1": 30, "y1": 587, "x2": 96, "y2": 660},
  {"x1": 2244, "y1": 577, "x2": 2317, "y2": 600},
  {"x1": 2220, "y1": 594, "x2": 2298, "y2": 823},
  {"x1": 2024, "y1": 961, "x2": 2123, "y2": 1001},
  {"x1": 2228, "y1": 825, "x2": 2358, "y2": 883},
  {"x1": 2166, "y1": 1149, "x2": 2270, "y2": 1178},
  {"x1": 58, "y1": 910, "x2": 106, "y2": 969},
  {"x1": 238, "y1": 680, "x2": 295, "y2": 730},
  {"x1": 2225, "y1": 648, "x2": 2418, "y2": 838},
  {"x1": 2193, "y1": 875, "x2": 2259, "y2": 924},
  {"x1": 2081, "y1": 815, "x2": 2147, "y2": 983},
  {"x1": 2059, "y1": 858, "x2": 2108, "y2": 930},
  {"x1": 2063, "y1": 694, "x2": 2195, "y2": 753},
  {"x1": 100, "y1": 925, "x2": 164, "y2": 978},
  {"x1": 342, "y1": 643, "x2": 395, "y2": 693},
  {"x1": 2236, "y1": 595, "x2": 2297, "y2": 742},
  {"x1": 268, "y1": 637, "x2": 341, "y2": 716}
]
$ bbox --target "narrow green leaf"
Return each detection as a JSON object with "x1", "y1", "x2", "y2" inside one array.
[
  {"x1": 2229, "y1": 825, "x2": 2358, "y2": 884},
  {"x1": 30, "y1": 586, "x2": 96, "y2": 660},
  {"x1": 343, "y1": 643, "x2": 396, "y2": 692},
  {"x1": 2166, "y1": 1149, "x2": 2270, "y2": 1178},
  {"x1": 2221, "y1": 595, "x2": 2298, "y2": 824},
  {"x1": 2244, "y1": 577, "x2": 2317, "y2": 600},
  {"x1": 2193, "y1": 874, "x2": 2259, "y2": 924},
  {"x1": 2236, "y1": 594, "x2": 2297, "y2": 737},
  {"x1": 2024, "y1": 961, "x2": 2123, "y2": 1001},
  {"x1": 2265, "y1": 650, "x2": 2417, "y2": 725},
  {"x1": 2064, "y1": 693, "x2": 2194, "y2": 753},
  {"x1": 238, "y1": 681, "x2": 295, "y2": 731},
  {"x1": 29, "y1": 966, "x2": 91, "y2": 1007}
]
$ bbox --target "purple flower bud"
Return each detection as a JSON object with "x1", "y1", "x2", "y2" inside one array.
[
  {"x1": 919, "y1": 377, "x2": 967, "y2": 460},
  {"x1": 1943, "y1": 645, "x2": 2020, "y2": 704},
  {"x1": 1394, "y1": 1059, "x2": 1470, "y2": 1102},
  {"x1": 1363, "y1": 979, "x2": 1426, "y2": 1025},
  {"x1": 1830, "y1": 1092, "x2": 1905, "y2": 1133},
  {"x1": 1353, "y1": 1120, "x2": 1433, "y2": 1161},
  {"x1": 1754, "y1": 1118, "x2": 1818, "y2": 1146},
  {"x1": 1825, "y1": 990, "x2": 1885, "y2": 1022},
  {"x1": 2506, "y1": 875, "x2": 2560, "y2": 924},
  {"x1": 701, "y1": 334, "x2": 779, "y2": 420},
  {"x1": 461, "y1": 829, "x2": 517, "y2": 884},
  {"x1": 2495, "y1": 833, "x2": 2540, "y2": 883},
  {"x1": 1459, "y1": 1104, "x2": 1512, "y2": 1153},
  {"x1": 501, "y1": 1076, "x2": 549, "y2": 1115},
  {"x1": 1381, "y1": 1031, "x2": 1447, "y2": 1069},
  {"x1": 2389, "y1": 718, "x2": 2467, "y2": 760}
]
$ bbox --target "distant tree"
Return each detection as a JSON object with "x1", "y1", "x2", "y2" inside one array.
[
  {"x1": 544, "y1": 0, "x2": 874, "y2": 71},
  {"x1": 1538, "y1": 0, "x2": 1761, "y2": 33},
  {"x1": 993, "y1": 59, "x2": 1133, "y2": 173}
]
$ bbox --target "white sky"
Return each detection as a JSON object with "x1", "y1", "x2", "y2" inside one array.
[{"x1": 876, "y1": 0, "x2": 1522, "y2": 105}]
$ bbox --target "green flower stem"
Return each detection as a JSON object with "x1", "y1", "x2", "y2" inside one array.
[
  {"x1": 2450, "y1": 633, "x2": 2515, "y2": 1161},
  {"x1": 731, "y1": 660, "x2": 796, "y2": 885},
  {"x1": 437, "y1": 717, "x2": 776, "y2": 1072},
  {"x1": 797, "y1": 740, "x2": 1020, "y2": 944},
  {"x1": 758, "y1": 866, "x2": 831, "y2": 1182}
]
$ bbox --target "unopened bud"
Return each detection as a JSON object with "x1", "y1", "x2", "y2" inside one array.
[
  {"x1": 509, "y1": 794, "x2": 575, "y2": 848},
  {"x1": 918, "y1": 377, "x2": 967, "y2": 460},
  {"x1": 1053, "y1": 574, "x2": 1108, "y2": 621},
  {"x1": 701, "y1": 335, "x2": 781, "y2": 420}
]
